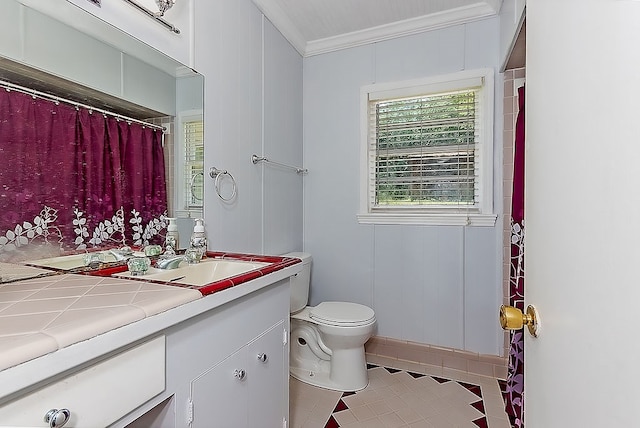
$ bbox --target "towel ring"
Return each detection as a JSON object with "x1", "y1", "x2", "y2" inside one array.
[
  {"x1": 190, "y1": 171, "x2": 204, "y2": 201},
  {"x1": 209, "y1": 167, "x2": 237, "y2": 202}
]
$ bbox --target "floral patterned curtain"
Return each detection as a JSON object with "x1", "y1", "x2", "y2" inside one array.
[
  {"x1": 0, "y1": 88, "x2": 167, "y2": 260},
  {"x1": 505, "y1": 85, "x2": 526, "y2": 427}
]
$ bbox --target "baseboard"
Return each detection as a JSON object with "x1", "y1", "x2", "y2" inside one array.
[{"x1": 365, "y1": 336, "x2": 508, "y2": 380}]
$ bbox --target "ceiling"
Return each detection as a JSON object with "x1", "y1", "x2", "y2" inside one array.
[{"x1": 252, "y1": 0, "x2": 504, "y2": 57}]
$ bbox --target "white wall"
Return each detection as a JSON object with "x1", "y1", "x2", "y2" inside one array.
[
  {"x1": 194, "y1": 0, "x2": 303, "y2": 255},
  {"x1": 263, "y1": 22, "x2": 304, "y2": 255},
  {"x1": 303, "y1": 17, "x2": 504, "y2": 355}
]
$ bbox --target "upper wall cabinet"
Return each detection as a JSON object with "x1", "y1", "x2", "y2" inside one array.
[
  {"x1": 16, "y1": 0, "x2": 194, "y2": 68},
  {"x1": 0, "y1": 0, "x2": 183, "y2": 116}
]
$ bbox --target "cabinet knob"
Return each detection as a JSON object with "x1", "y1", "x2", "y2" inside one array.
[
  {"x1": 234, "y1": 369, "x2": 246, "y2": 381},
  {"x1": 257, "y1": 353, "x2": 268, "y2": 363},
  {"x1": 44, "y1": 408, "x2": 71, "y2": 428}
]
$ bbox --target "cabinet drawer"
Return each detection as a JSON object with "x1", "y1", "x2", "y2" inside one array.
[{"x1": 0, "y1": 336, "x2": 165, "y2": 427}]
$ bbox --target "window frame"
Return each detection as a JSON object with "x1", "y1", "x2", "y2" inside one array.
[
  {"x1": 358, "y1": 68, "x2": 497, "y2": 227},
  {"x1": 174, "y1": 109, "x2": 204, "y2": 219}
]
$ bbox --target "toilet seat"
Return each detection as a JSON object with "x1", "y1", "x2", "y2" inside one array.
[{"x1": 309, "y1": 302, "x2": 375, "y2": 327}]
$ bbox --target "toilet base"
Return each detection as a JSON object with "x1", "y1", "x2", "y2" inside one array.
[
  {"x1": 290, "y1": 364, "x2": 368, "y2": 392},
  {"x1": 290, "y1": 346, "x2": 369, "y2": 392}
]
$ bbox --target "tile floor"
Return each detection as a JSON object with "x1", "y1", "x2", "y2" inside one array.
[{"x1": 290, "y1": 356, "x2": 511, "y2": 428}]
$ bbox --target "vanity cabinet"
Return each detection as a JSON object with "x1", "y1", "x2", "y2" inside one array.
[
  {"x1": 120, "y1": 278, "x2": 291, "y2": 428},
  {"x1": 0, "y1": 275, "x2": 294, "y2": 428},
  {"x1": 190, "y1": 320, "x2": 286, "y2": 428}
]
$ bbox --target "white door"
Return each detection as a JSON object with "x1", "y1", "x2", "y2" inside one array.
[{"x1": 526, "y1": 0, "x2": 640, "y2": 426}]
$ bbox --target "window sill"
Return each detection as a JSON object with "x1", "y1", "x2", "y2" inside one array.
[
  {"x1": 357, "y1": 212, "x2": 497, "y2": 227},
  {"x1": 175, "y1": 209, "x2": 203, "y2": 219}
]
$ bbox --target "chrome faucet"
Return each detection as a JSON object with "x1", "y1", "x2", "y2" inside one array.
[
  {"x1": 109, "y1": 246, "x2": 133, "y2": 262},
  {"x1": 156, "y1": 255, "x2": 185, "y2": 270}
]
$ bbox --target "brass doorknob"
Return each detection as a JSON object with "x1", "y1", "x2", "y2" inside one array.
[{"x1": 499, "y1": 304, "x2": 539, "y2": 337}]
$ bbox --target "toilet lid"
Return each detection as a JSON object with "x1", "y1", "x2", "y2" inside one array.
[{"x1": 309, "y1": 302, "x2": 375, "y2": 327}]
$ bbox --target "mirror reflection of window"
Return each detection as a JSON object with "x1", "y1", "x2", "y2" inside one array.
[
  {"x1": 176, "y1": 111, "x2": 204, "y2": 218},
  {"x1": 184, "y1": 117, "x2": 204, "y2": 209}
]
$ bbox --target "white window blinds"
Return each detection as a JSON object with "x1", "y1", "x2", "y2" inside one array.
[
  {"x1": 183, "y1": 119, "x2": 204, "y2": 209},
  {"x1": 368, "y1": 87, "x2": 480, "y2": 210},
  {"x1": 359, "y1": 69, "x2": 495, "y2": 226}
]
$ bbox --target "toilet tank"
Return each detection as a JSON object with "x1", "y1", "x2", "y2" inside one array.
[{"x1": 284, "y1": 252, "x2": 311, "y2": 313}]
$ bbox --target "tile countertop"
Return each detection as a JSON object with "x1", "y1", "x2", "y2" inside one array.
[
  {"x1": 0, "y1": 252, "x2": 303, "y2": 401},
  {"x1": 0, "y1": 274, "x2": 202, "y2": 372},
  {"x1": 92, "y1": 251, "x2": 302, "y2": 296}
]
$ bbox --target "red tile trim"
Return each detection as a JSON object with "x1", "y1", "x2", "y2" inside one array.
[
  {"x1": 197, "y1": 253, "x2": 300, "y2": 295},
  {"x1": 65, "y1": 251, "x2": 301, "y2": 296}
]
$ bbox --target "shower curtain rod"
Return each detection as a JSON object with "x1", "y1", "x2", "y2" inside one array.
[{"x1": 0, "y1": 79, "x2": 166, "y2": 132}]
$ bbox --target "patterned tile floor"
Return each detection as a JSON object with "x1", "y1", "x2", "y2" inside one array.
[{"x1": 290, "y1": 357, "x2": 511, "y2": 428}]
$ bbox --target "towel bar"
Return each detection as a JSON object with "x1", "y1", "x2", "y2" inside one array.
[{"x1": 251, "y1": 154, "x2": 307, "y2": 174}]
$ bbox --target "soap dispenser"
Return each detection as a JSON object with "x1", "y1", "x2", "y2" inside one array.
[
  {"x1": 189, "y1": 218, "x2": 207, "y2": 262},
  {"x1": 164, "y1": 218, "x2": 180, "y2": 255}
]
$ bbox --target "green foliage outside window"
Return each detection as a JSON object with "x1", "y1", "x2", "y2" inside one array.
[{"x1": 373, "y1": 90, "x2": 477, "y2": 207}]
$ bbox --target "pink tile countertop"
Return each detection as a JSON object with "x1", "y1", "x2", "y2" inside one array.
[
  {"x1": 0, "y1": 273, "x2": 201, "y2": 371},
  {"x1": 0, "y1": 252, "x2": 301, "y2": 373}
]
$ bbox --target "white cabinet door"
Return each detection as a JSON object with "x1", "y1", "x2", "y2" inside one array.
[
  {"x1": 247, "y1": 321, "x2": 286, "y2": 428},
  {"x1": 190, "y1": 347, "x2": 248, "y2": 428},
  {"x1": 190, "y1": 320, "x2": 286, "y2": 428}
]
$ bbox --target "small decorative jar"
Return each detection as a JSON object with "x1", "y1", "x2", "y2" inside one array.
[
  {"x1": 83, "y1": 252, "x2": 105, "y2": 267},
  {"x1": 184, "y1": 248, "x2": 202, "y2": 264},
  {"x1": 127, "y1": 256, "x2": 151, "y2": 276},
  {"x1": 144, "y1": 245, "x2": 163, "y2": 257}
]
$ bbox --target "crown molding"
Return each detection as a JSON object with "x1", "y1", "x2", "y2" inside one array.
[{"x1": 304, "y1": 2, "x2": 500, "y2": 57}]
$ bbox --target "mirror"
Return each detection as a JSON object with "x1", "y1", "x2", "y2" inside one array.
[{"x1": 0, "y1": 1, "x2": 203, "y2": 264}]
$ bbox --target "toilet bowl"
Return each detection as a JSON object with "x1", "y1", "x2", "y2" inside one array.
[{"x1": 285, "y1": 253, "x2": 376, "y2": 392}]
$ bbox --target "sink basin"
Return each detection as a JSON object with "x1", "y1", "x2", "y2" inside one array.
[
  {"x1": 114, "y1": 258, "x2": 270, "y2": 286},
  {"x1": 26, "y1": 251, "x2": 144, "y2": 271}
]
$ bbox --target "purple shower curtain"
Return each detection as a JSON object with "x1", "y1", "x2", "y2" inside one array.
[
  {"x1": 504, "y1": 85, "x2": 526, "y2": 427},
  {"x1": 0, "y1": 88, "x2": 167, "y2": 259}
]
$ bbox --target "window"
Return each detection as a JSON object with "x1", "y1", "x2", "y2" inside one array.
[
  {"x1": 358, "y1": 69, "x2": 496, "y2": 226},
  {"x1": 175, "y1": 111, "x2": 204, "y2": 217},
  {"x1": 183, "y1": 118, "x2": 204, "y2": 208}
]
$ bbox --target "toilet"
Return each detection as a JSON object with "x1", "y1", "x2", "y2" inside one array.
[{"x1": 285, "y1": 252, "x2": 376, "y2": 392}]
